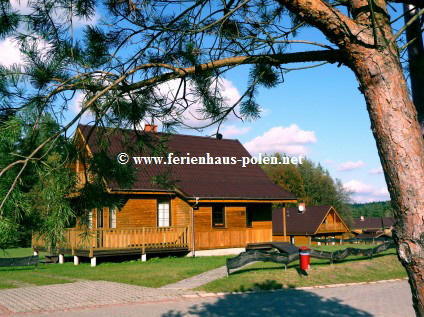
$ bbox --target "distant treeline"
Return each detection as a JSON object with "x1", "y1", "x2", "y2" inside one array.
[
  {"x1": 350, "y1": 201, "x2": 394, "y2": 218},
  {"x1": 261, "y1": 153, "x2": 353, "y2": 225}
]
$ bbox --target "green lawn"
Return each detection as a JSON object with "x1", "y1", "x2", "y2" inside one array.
[
  {"x1": 197, "y1": 244, "x2": 407, "y2": 293},
  {"x1": 0, "y1": 248, "x2": 228, "y2": 289},
  {"x1": 0, "y1": 245, "x2": 408, "y2": 292}
]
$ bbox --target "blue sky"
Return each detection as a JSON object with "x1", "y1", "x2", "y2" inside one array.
[
  {"x1": 221, "y1": 62, "x2": 389, "y2": 203},
  {"x1": 2, "y1": 0, "x2": 407, "y2": 203}
]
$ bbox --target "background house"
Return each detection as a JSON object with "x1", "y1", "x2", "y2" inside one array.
[
  {"x1": 351, "y1": 216, "x2": 395, "y2": 236},
  {"x1": 272, "y1": 206, "x2": 349, "y2": 245}
]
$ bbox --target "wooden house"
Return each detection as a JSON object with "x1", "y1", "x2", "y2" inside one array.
[
  {"x1": 33, "y1": 124, "x2": 296, "y2": 265},
  {"x1": 272, "y1": 206, "x2": 349, "y2": 245},
  {"x1": 351, "y1": 216, "x2": 395, "y2": 235}
]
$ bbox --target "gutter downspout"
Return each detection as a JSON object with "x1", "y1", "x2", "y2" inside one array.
[{"x1": 191, "y1": 197, "x2": 199, "y2": 257}]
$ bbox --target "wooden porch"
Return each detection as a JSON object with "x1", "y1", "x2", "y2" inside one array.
[
  {"x1": 317, "y1": 222, "x2": 348, "y2": 233},
  {"x1": 32, "y1": 226, "x2": 191, "y2": 258}
]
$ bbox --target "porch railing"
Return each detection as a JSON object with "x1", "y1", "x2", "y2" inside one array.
[
  {"x1": 32, "y1": 226, "x2": 190, "y2": 256},
  {"x1": 318, "y1": 223, "x2": 346, "y2": 232},
  {"x1": 194, "y1": 227, "x2": 272, "y2": 250}
]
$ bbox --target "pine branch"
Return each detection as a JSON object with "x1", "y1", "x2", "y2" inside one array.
[{"x1": 123, "y1": 50, "x2": 342, "y2": 92}]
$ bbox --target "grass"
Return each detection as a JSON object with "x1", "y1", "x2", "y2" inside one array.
[
  {"x1": 0, "y1": 245, "x2": 408, "y2": 292},
  {"x1": 197, "y1": 244, "x2": 408, "y2": 293},
  {"x1": 0, "y1": 248, "x2": 228, "y2": 289}
]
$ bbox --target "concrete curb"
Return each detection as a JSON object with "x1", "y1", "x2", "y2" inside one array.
[{"x1": 183, "y1": 278, "x2": 409, "y2": 299}]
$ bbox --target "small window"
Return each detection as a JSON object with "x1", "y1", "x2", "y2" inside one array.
[
  {"x1": 88, "y1": 210, "x2": 93, "y2": 229},
  {"x1": 212, "y1": 205, "x2": 225, "y2": 228},
  {"x1": 109, "y1": 207, "x2": 117, "y2": 229},
  {"x1": 157, "y1": 199, "x2": 171, "y2": 227}
]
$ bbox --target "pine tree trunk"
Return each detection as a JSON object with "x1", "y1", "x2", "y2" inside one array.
[
  {"x1": 403, "y1": 4, "x2": 424, "y2": 131},
  {"x1": 347, "y1": 45, "x2": 424, "y2": 316}
]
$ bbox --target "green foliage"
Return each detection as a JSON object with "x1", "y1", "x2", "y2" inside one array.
[
  {"x1": 25, "y1": 153, "x2": 76, "y2": 252},
  {"x1": 351, "y1": 201, "x2": 394, "y2": 218},
  {"x1": 261, "y1": 153, "x2": 353, "y2": 224}
]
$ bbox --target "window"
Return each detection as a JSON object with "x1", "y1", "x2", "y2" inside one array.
[
  {"x1": 97, "y1": 208, "x2": 103, "y2": 228},
  {"x1": 88, "y1": 210, "x2": 93, "y2": 228},
  {"x1": 109, "y1": 207, "x2": 117, "y2": 229},
  {"x1": 157, "y1": 199, "x2": 171, "y2": 227},
  {"x1": 212, "y1": 205, "x2": 225, "y2": 228}
]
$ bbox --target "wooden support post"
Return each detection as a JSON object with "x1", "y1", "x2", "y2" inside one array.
[
  {"x1": 74, "y1": 256, "x2": 79, "y2": 266},
  {"x1": 283, "y1": 203, "x2": 287, "y2": 243},
  {"x1": 59, "y1": 254, "x2": 64, "y2": 264},
  {"x1": 91, "y1": 257, "x2": 97, "y2": 267},
  {"x1": 142, "y1": 227, "x2": 145, "y2": 256}
]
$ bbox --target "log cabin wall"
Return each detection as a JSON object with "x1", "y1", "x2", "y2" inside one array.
[
  {"x1": 172, "y1": 196, "x2": 191, "y2": 227},
  {"x1": 85, "y1": 194, "x2": 191, "y2": 229},
  {"x1": 193, "y1": 203, "x2": 273, "y2": 250},
  {"x1": 117, "y1": 197, "x2": 157, "y2": 227}
]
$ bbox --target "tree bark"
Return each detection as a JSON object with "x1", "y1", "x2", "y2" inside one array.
[
  {"x1": 403, "y1": 4, "x2": 424, "y2": 132},
  {"x1": 346, "y1": 42, "x2": 424, "y2": 316}
]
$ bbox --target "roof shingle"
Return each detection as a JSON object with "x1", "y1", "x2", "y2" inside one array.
[
  {"x1": 273, "y1": 206, "x2": 333, "y2": 235},
  {"x1": 78, "y1": 124, "x2": 296, "y2": 200},
  {"x1": 352, "y1": 217, "x2": 395, "y2": 230}
]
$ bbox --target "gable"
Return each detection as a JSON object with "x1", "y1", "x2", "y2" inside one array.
[{"x1": 273, "y1": 206, "x2": 349, "y2": 235}]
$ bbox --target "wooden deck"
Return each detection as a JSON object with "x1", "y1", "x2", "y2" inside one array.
[{"x1": 32, "y1": 226, "x2": 190, "y2": 257}]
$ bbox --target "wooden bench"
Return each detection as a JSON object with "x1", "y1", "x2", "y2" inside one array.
[{"x1": 0, "y1": 255, "x2": 39, "y2": 268}]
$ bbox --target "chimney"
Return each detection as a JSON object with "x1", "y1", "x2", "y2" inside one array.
[
  {"x1": 144, "y1": 124, "x2": 158, "y2": 132},
  {"x1": 360, "y1": 215, "x2": 364, "y2": 221},
  {"x1": 298, "y1": 202, "x2": 306, "y2": 214}
]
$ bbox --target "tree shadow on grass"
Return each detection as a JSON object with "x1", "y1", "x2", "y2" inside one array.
[{"x1": 161, "y1": 284, "x2": 372, "y2": 317}]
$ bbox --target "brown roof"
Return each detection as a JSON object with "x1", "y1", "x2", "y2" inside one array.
[
  {"x1": 352, "y1": 217, "x2": 395, "y2": 230},
  {"x1": 273, "y1": 205, "x2": 339, "y2": 235},
  {"x1": 77, "y1": 124, "x2": 296, "y2": 200}
]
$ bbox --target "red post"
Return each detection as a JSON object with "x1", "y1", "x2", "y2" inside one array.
[{"x1": 299, "y1": 246, "x2": 311, "y2": 270}]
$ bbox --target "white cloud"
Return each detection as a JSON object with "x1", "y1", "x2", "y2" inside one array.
[
  {"x1": 369, "y1": 168, "x2": 384, "y2": 175},
  {"x1": 243, "y1": 124, "x2": 317, "y2": 156},
  {"x1": 0, "y1": 38, "x2": 22, "y2": 67},
  {"x1": 344, "y1": 180, "x2": 374, "y2": 194},
  {"x1": 155, "y1": 78, "x2": 242, "y2": 128},
  {"x1": 374, "y1": 187, "x2": 389, "y2": 196},
  {"x1": 338, "y1": 160, "x2": 365, "y2": 171},
  {"x1": 72, "y1": 11, "x2": 100, "y2": 28},
  {"x1": 11, "y1": 0, "x2": 99, "y2": 27},
  {"x1": 0, "y1": 36, "x2": 52, "y2": 67},
  {"x1": 344, "y1": 180, "x2": 390, "y2": 203},
  {"x1": 324, "y1": 159, "x2": 334, "y2": 165},
  {"x1": 69, "y1": 91, "x2": 95, "y2": 123},
  {"x1": 220, "y1": 125, "x2": 250, "y2": 137},
  {"x1": 10, "y1": 0, "x2": 32, "y2": 14}
]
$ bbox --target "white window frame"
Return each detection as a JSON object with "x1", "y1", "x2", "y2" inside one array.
[
  {"x1": 157, "y1": 200, "x2": 171, "y2": 227},
  {"x1": 109, "y1": 207, "x2": 117, "y2": 229},
  {"x1": 88, "y1": 210, "x2": 93, "y2": 228}
]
